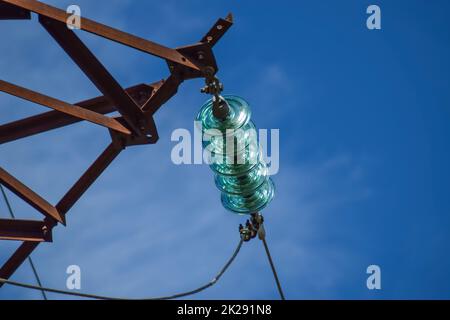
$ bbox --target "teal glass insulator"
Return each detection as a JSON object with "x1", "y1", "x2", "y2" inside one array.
[
  {"x1": 214, "y1": 161, "x2": 268, "y2": 195},
  {"x1": 221, "y1": 178, "x2": 275, "y2": 214},
  {"x1": 196, "y1": 95, "x2": 275, "y2": 215}
]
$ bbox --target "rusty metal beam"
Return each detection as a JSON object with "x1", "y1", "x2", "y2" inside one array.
[
  {"x1": 0, "y1": 1, "x2": 29, "y2": 19},
  {"x1": 142, "y1": 74, "x2": 182, "y2": 115},
  {"x1": 0, "y1": 219, "x2": 51, "y2": 242},
  {"x1": 39, "y1": 16, "x2": 156, "y2": 137},
  {"x1": 0, "y1": 0, "x2": 199, "y2": 70},
  {"x1": 201, "y1": 13, "x2": 234, "y2": 47},
  {"x1": 0, "y1": 241, "x2": 39, "y2": 286},
  {"x1": 0, "y1": 80, "x2": 131, "y2": 135},
  {"x1": 0, "y1": 167, "x2": 65, "y2": 224},
  {"x1": 0, "y1": 83, "x2": 157, "y2": 145},
  {"x1": 56, "y1": 142, "x2": 123, "y2": 215}
]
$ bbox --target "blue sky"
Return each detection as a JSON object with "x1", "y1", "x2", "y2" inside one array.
[{"x1": 1, "y1": 0, "x2": 450, "y2": 299}]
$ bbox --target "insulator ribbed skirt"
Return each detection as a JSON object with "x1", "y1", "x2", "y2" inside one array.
[{"x1": 196, "y1": 95, "x2": 275, "y2": 214}]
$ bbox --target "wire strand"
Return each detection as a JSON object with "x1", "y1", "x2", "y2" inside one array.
[
  {"x1": 0, "y1": 183, "x2": 48, "y2": 300},
  {"x1": 0, "y1": 238, "x2": 244, "y2": 300},
  {"x1": 261, "y1": 237, "x2": 285, "y2": 300},
  {"x1": 0, "y1": 184, "x2": 16, "y2": 219}
]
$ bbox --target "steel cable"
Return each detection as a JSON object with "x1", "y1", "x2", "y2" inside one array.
[{"x1": 0, "y1": 238, "x2": 244, "y2": 300}]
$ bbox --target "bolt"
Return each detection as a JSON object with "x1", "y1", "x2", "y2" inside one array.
[{"x1": 197, "y1": 51, "x2": 205, "y2": 60}]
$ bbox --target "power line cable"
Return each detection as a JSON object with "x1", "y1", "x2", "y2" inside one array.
[
  {"x1": 261, "y1": 237, "x2": 285, "y2": 300},
  {"x1": 252, "y1": 214, "x2": 285, "y2": 300},
  {"x1": 0, "y1": 183, "x2": 48, "y2": 300},
  {"x1": 0, "y1": 237, "x2": 244, "y2": 300},
  {"x1": 154, "y1": 237, "x2": 244, "y2": 300}
]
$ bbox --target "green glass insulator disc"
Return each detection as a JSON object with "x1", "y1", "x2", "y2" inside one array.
[
  {"x1": 215, "y1": 161, "x2": 269, "y2": 195},
  {"x1": 205, "y1": 121, "x2": 257, "y2": 156},
  {"x1": 221, "y1": 178, "x2": 275, "y2": 214},
  {"x1": 196, "y1": 95, "x2": 252, "y2": 133},
  {"x1": 209, "y1": 140, "x2": 260, "y2": 176}
]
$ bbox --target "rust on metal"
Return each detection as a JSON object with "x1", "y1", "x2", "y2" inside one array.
[
  {"x1": 0, "y1": 242, "x2": 39, "y2": 282},
  {"x1": 201, "y1": 13, "x2": 234, "y2": 47},
  {"x1": 0, "y1": 167, "x2": 65, "y2": 224},
  {"x1": 0, "y1": 80, "x2": 131, "y2": 135},
  {"x1": 0, "y1": 219, "x2": 52, "y2": 242},
  {"x1": 0, "y1": 83, "x2": 157, "y2": 144},
  {"x1": 0, "y1": 0, "x2": 233, "y2": 286}
]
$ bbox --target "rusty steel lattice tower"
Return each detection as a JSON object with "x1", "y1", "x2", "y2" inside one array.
[{"x1": 0, "y1": 0, "x2": 233, "y2": 285}]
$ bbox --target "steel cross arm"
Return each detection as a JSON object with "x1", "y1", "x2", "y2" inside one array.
[
  {"x1": 39, "y1": 15, "x2": 157, "y2": 137},
  {"x1": 110, "y1": 75, "x2": 183, "y2": 144},
  {"x1": 0, "y1": 80, "x2": 131, "y2": 135},
  {"x1": 0, "y1": 218, "x2": 52, "y2": 242},
  {"x1": 201, "y1": 13, "x2": 234, "y2": 47},
  {"x1": 142, "y1": 74, "x2": 183, "y2": 115},
  {"x1": 0, "y1": 83, "x2": 158, "y2": 145},
  {"x1": 0, "y1": 167, "x2": 65, "y2": 224},
  {"x1": 0, "y1": 0, "x2": 199, "y2": 70},
  {"x1": 140, "y1": 13, "x2": 234, "y2": 117}
]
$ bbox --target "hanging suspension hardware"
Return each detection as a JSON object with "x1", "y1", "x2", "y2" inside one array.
[
  {"x1": 239, "y1": 212, "x2": 265, "y2": 242},
  {"x1": 201, "y1": 66, "x2": 230, "y2": 120}
]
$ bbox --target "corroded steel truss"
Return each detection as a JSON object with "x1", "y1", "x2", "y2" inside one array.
[{"x1": 0, "y1": 0, "x2": 232, "y2": 285}]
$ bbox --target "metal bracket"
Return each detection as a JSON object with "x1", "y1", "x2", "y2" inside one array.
[{"x1": 239, "y1": 213, "x2": 265, "y2": 242}]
